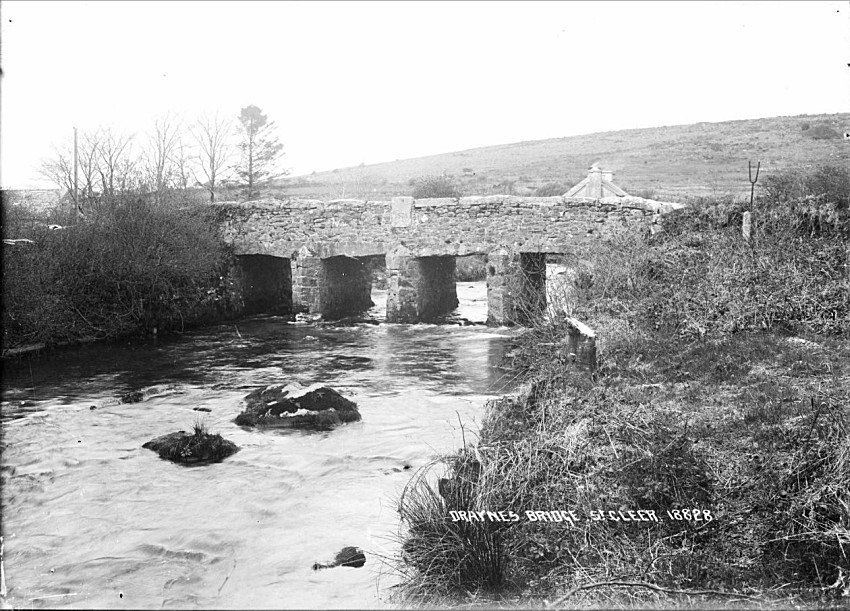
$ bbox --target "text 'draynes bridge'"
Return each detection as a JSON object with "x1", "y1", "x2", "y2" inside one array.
[{"x1": 213, "y1": 195, "x2": 682, "y2": 324}]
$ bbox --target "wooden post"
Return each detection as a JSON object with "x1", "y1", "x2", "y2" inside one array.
[
  {"x1": 748, "y1": 160, "x2": 760, "y2": 208},
  {"x1": 742, "y1": 211, "x2": 752, "y2": 240}
]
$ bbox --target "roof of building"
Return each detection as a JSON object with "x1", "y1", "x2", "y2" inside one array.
[{"x1": 565, "y1": 164, "x2": 629, "y2": 198}]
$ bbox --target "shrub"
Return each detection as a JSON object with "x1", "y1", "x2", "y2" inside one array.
[
  {"x1": 533, "y1": 183, "x2": 568, "y2": 197},
  {"x1": 411, "y1": 175, "x2": 463, "y2": 199},
  {"x1": 455, "y1": 255, "x2": 487, "y2": 281},
  {"x1": 806, "y1": 123, "x2": 840, "y2": 140},
  {"x1": 574, "y1": 168, "x2": 850, "y2": 338},
  {"x1": 2, "y1": 199, "x2": 234, "y2": 348},
  {"x1": 761, "y1": 164, "x2": 850, "y2": 210},
  {"x1": 631, "y1": 187, "x2": 657, "y2": 200}
]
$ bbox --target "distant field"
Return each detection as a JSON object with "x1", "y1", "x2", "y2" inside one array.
[
  {"x1": 274, "y1": 113, "x2": 849, "y2": 202},
  {"x1": 7, "y1": 113, "x2": 846, "y2": 210}
]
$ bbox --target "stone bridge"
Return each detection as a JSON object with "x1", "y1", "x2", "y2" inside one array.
[{"x1": 213, "y1": 195, "x2": 681, "y2": 324}]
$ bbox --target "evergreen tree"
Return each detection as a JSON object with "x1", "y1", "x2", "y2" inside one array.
[{"x1": 236, "y1": 105, "x2": 285, "y2": 200}]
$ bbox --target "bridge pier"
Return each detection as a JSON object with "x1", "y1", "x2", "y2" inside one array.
[
  {"x1": 291, "y1": 247, "x2": 321, "y2": 313},
  {"x1": 486, "y1": 250, "x2": 547, "y2": 326},
  {"x1": 386, "y1": 247, "x2": 459, "y2": 323},
  {"x1": 233, "y1": 254, "x2": 293, "y2": 315}
]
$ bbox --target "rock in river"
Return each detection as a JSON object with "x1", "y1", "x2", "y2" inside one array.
[
  {"x1": 312, "y1": 546, "x2": 366, "y2": 570},
  {"x1": 121, "y1": 390, "x2": 145, "y2": 404},
  {"x1": 234, "y1": 383, "x2": 361, "y2": 430},
  {"x1": 143, "y1": 430, "x2": 240, "y2": 464}
]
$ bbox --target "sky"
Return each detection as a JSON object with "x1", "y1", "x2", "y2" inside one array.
[{"x1": 1, "y1": 0, "x2": 848, "y2": 189}]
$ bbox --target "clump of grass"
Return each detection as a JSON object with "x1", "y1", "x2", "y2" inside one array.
[{"x1": 394, "y1": 449, "x2": 512, "y2": 603}]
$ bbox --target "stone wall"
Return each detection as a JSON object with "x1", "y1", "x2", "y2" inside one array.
[{"x1": 212, "y1": 195, "x2": 681, "y2": 260}]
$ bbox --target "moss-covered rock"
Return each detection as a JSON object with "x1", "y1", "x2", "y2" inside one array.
[
  {"x1": 234, "y1": 383, "x2": 361, "y2": 430},
  {"x1": 143, "y1": 430, "x2": 239, "y2": 464},
  {"x1": 121, "y1": 390, "x2": 145, "y2": 404}
]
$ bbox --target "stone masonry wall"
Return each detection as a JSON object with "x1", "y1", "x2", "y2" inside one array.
[{"x1": 212, "y1": 195, "x2": 682, "y2": 259}]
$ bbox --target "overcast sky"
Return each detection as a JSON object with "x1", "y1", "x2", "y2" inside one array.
[{"x1": 1, "y1": 0, "x2": 847, "y2": 189}]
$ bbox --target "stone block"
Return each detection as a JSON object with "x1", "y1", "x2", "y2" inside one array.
[
  {"x1": 414, "y1": 197, "x2": 457, "y2": 207},
  {"x1": 391, "y1": 197, "x2": 413, "y2": 227}
]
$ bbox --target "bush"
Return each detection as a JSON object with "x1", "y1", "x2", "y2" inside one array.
[
  {"x1": 761, "y1": 164, "x2": 850, "y2": 210},
  {"x1": 574, "y1": 168, "x2": 850, "y2": 338},
  {"x1": 2, "y1": 199, "x2": 235, "y2": 348},
  {"x1": 411, "y1": 175, "x2": 463, "y2": 199},
  {"x1": 806, "y1": 123, "x2": 840, "y2": 140},
  {"x1": 455, "y1": 255, "x2": 487, "y2": 281},
  {"x1": 533, "y1": 183, "x2": 568, "y2": 197}
]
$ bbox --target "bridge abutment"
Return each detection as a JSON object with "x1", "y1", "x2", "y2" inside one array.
[
  {"x1": 386, "y1": 248, "x2": 459, "y2": 322},
  {"x1": 486, "y1": 250, "x2": 547, "y2": 326}
]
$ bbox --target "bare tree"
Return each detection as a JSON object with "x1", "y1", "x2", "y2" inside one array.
[
  {"x1": 39, "y1": 130, "x2": 102, "y2": 213},
  {"x1": 97, "y1": 127, "x2": 134, "y2": 202},
  {"x1": 143, "y1": 114, "x2": 182, "y2": 205},
  {"x1": 172, "y1": 134, "x2": 194, "y2": 202},
  {"x1": 38, "y1": 146, "x2": 74, "y2": 196},
  {"x1": 191, "y1": 113, "x2": 234, "y2": 202},
  {"x1": 78, "y1": 130, "x2": 101, "y2": 206}
]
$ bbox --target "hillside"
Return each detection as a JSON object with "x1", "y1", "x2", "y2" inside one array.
[{"x1": 276, "y1": 113, "x2": 849, "y2": 202}]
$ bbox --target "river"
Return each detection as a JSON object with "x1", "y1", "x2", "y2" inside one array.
[{"x1": 0, "y1": 281, "x2": 520, "y2": 609}]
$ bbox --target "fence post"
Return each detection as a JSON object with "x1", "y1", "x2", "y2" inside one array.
[{"x1": 742, "y1": 211, "x2": 752, "y2": 241}]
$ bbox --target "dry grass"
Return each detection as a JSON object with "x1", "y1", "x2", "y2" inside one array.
[
  {"x1": 395, "y1": 336, "x2": 850, "y2": 607},
  {"x1": 393, "y1": 174, "x2": 850, "y2": 607}
]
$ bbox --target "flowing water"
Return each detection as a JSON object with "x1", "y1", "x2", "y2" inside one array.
[{"x1": 0, "y1": 281, "x2": 519, "y2": 609}]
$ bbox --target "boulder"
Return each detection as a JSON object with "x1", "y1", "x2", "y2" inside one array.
[
  {"x1": 121, "y1": 390, "x2": 145, "y2": 404},
  {"x1": 312, "y1": 546, "x2": 366, "y2": 570},
  {"x1": 234, "y1": 384, "x2": 361, "y2": 430},
  {"x1": 143, "y1": 430, "x2": 239, "y2": 464}
]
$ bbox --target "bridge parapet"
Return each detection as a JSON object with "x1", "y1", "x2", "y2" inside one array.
[{"x1": 213, "y1": 195, "x2": 681, "y2": 259}]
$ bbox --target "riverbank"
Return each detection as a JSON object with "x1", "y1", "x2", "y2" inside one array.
[{"x1": 394, "y1": 169, "x2": 850, "y2": 607}]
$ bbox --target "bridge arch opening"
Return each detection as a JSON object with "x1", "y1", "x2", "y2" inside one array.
[
  {"x1": 319, "y1": 255, "x2": 374, "y2": 320},
  {"x1": 233, "y1": 254, "x2": 293, "y2": 315},
  {"x1": 386, "y1": 254, "x2": 459, "y2": 323},
  {"x1": 486, "y1": 251, "x2": 548, "y2": 326}
]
